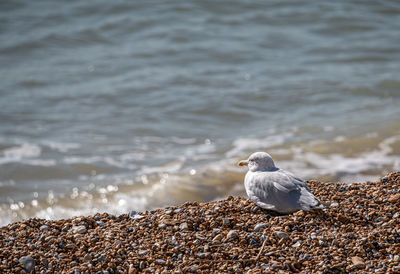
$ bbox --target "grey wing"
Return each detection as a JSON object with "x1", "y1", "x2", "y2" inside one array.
[
  {"x1": 249, "y1": 172, "x2": 301, "y2": 212},
  {"x1": 249, "y1": 171, "x2": 320, "y2": 213}
]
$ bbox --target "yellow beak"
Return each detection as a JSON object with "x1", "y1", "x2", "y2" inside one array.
[{"x1": 238, "y1": 160, "x2": 248, "y2": 166}]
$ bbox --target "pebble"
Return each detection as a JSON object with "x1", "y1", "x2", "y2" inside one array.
[
  {"x1": 98, "y1": 254, "x2": 106, "y2": 262},
  {"x1": 39, "y1": 225, "x2": 49, "y2": 231},
  {"x1": 71, "y1": 225, "x2": 87, "y2": 234},
  {"x1": 179, "y1": 222, "x2": 188, "y2": 230},
  {"x1": 254, "y1": 223, "x2": 268, "y2": 232},
  {"x1": 330, "y1": 202, "x2": 339, "y2": 207},
  {"x1": 226, "y1": 230, "x2": 239, "y2": 240},
  {"x1": 388, "y1": 193, "x2": 400, "y2": 203},
  {"x1": 393, "y1": 255, "x2": 399, "y2": 262},
  {"x1": 351, "y1": 256, "x2": 365, "y2": 269},
  {"x1": 212, "y1": 234, "x2": 223, "y2": 243},
  {"x1": 273, "y1": 231, "x2": 289, "y2": 239},
  {"x1": 19, "y1": 256, "x2": 35, "y2": 272},
  {"x1": 292, "y1": 241, "x2": 301, "y2": 247},
  {"x1": 138, "y1": 250, "x2": 150, "y2": 256},
  {"x1": 222, "y1": 218, "x2": 233, "y2": 225},
  {"x1": 155, "y1": 259, "x2": 166, "y2": 265},
  {"x1": 83, "y1": 254, "x2": 92, "y2": 262}
]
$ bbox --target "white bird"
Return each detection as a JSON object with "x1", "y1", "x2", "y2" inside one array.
[{"x1": 238, "y1": 152, "x2": 322, "y2": 213}]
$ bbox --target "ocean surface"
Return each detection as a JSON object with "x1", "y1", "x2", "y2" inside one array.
[{"x1": 1, "y1": 0, "x2": 400, "y2": 226}]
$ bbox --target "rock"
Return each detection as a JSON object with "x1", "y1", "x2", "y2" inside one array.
[
  {"x1": 274, "y1": 231, "x2": 289, "y2": 239},
  {"x1": 19, "y1": 256, "x2": 35, "y2": 272},
  {"x1": 388, "y1": 193, "x2": 400, "y2": 203},
  {"x1": 155, "y1": 259, "x2": 166, "y2": 265},
  {"x1": 292, "y1": 241, "x2": 301, "y2": 247},
  {"x1": 222, "y1": 218, "x2": 233, "y2": 225},
  {"x1": 212, "y1": 234, "x2": 223, "y2": 243},
  {"x1": 98, "y1": 254, "x2": 106, "y2": 262},
  {"x1": 351, "y1": 256, "x2": 365, "y2": 269},
  {"x1": 174, "y1": 208, "x2": 183, "y2": 213},
  {"x1": 196, "y1": 252, "x2": 210, "y2": 259},
  {"x1": 128, "y1": 265, "x2": 137, "y2": 274},
  {"x1": 226, "y1": 230, "x2": 239, "y2": 240},
  {"x1": 254, "y1": 223, "x2": 268, "y2": 232},
  {"x1": 310, "y1": 233, "x2": 317, "y2": 240},
  {"x1": 189, "y1": 265, "x2": 199, "y2": 272},
  {"x1": 393, "y1": 255, "x2": 399, "y2": 262},
  {"x1": 39, "y1": 225, "x2": 49, "y2": 231},
  {"x1": 179, "y1": 222, "x2": 188, "y2": 230},
  {"x1": 41, "y1": 258, "x2": 48, "y2": 267},
  {"x1": 83, "y1": 254, "x2": 92, "y2": 262},
  {"x1": 138, "y1": 250, "x2": 150, "y2": 256},
  {"x1": 330, "y1": 202, "x2": 339, "y2": 207},
  {"x1": 96, "y1": 221, "x2": 106, "y2": 227},
  {"x1": 71, "y1": 225, "x2": 87, "y2": 234},
  {"x1": 337, "y1": 214, "x2": 348, "y2": 223}
]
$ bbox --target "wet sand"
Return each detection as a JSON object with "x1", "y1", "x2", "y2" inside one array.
[{"x1": 1, "y1": 172, "x2": 400, "y2": 273}]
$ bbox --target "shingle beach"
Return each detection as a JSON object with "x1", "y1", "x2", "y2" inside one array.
[{"x1": 1, "y1": 172, "x2": 400, "y2": 273}]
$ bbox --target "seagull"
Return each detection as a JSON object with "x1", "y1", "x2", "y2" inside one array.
[{"x1": 238, "y1": 152, "x2": 322, "y2": 213}]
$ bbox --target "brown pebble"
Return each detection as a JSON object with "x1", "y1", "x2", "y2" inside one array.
[
  {"x1": 388, "y1": 193, "x2": 400, "y2": 203},
  {"x1": 351, "y1": 256, "x2": 365, "y2": 269}
]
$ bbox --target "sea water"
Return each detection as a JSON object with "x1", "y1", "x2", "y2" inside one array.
[{"x1": 1, "y1": 0, "x2": 400, "y2": 225}]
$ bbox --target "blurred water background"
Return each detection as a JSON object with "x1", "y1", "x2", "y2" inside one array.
[{"x1": 1, "y1": 0, "x2": 400, "y2": 226}]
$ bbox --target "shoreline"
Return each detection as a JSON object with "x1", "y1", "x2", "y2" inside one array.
[{"x1": 1, "y1": 172, "x2": 400, "y2": 273}]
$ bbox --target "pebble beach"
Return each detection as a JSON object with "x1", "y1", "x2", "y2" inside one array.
[{"x1": 1, "y1": 172, "x2": 400, "y2": 273}]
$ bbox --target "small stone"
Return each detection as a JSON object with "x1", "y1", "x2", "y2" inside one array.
[
  {"x1": 179, "y1": 222, "x2": 188, "y2": 230},
  {"x1": 196, "y1": 252, "x2": 210, "y2": 259},
  {"x1": 388, "y1": 193, "x2": 400, "y2": 203},
  {"x1": 71, "y1": 225, "x2": 87, "y2": 234},
  {"x1": 155, "y1": 259, "x2": 166, "y2": 265},
  {"x1": 138, "y1": 250, "x2": 150, "y2": 256},
  {"x1": 222, "y1": 218, "x2": 233, "y2": 225},
  {"x1": 274, "y1": 231, "x2": 289, "y2": 239},
  {"x1": 158, "y1": 223, "x2": 166, "y2": 229},
  {"x1": 189, "y1": 265, "x2": 198, "y2": 271},
  {"x1": 351, "y1": 256, "x2": 365, "y2": 269},
  {"x1": 65, "y1": 243, "x2": 76, "y2": 249},
  {"x1": 212, "y1": 234, "x2": 223, "y2": 243},
  {"x1": 39, "y1": 225, "x2": 49, "y2": 231},
  {"x1": 330, "y1": 202, "x2": 339, "y2": 207},
  {"x1": 227, "y1": 230, "x2": 239, "y2": 240},
  {"x1": 98, "y1": 254, "x2": 106, "y2": 262},
  {"x1": 292, "y1": 241, "x2": 301, "y2": 247},
  {"x1": 96, "y1": 221, "x2": 106, "y2": 227},
  {"x1": 41, "y1": 258, "x2": 48, "y2": 267},
  {"x1": 174, "y1": 208, "x2": 183, "y2": 213},
  {"x1": 393, "y1": 255, "x2": 399, "y2": 262},
  {"x1": 19, "y1": 256, "x2": 35, "y2": 272},
  {"x1": 337, "y1": 215, "x2": 348, "y2": 223},
  {"x1": 83, "y1": 254, "x2": 92, "y2": 262},
  {"x1": 128, "y1": 264, "x2": 137, "y2": 274},
  {"x1": 254, "y1": 223, "x2": 268, "y2": 232}
]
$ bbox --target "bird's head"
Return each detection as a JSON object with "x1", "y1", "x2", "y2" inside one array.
[{"x1": 238, "y1": 152, "x2": 276, "y2": 172}]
